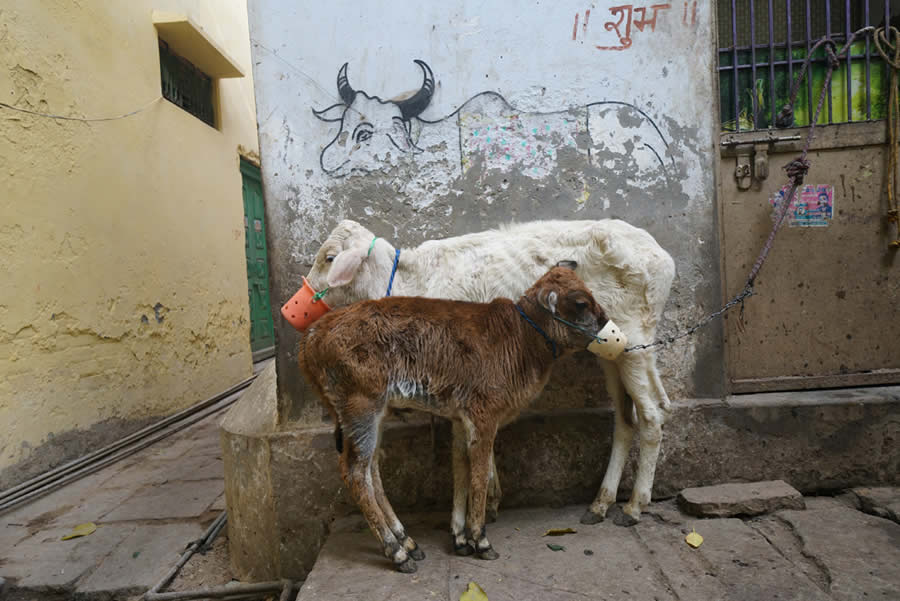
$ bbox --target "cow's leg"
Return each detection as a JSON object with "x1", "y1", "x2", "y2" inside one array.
[
  {"x1": 339, "y1": 402, "x2": 417, "y2": 573},
  {"x1": 582, "y1": 360, "x2": 635, "y2": 524},
  {"x1": 463, "y1": 416, "x2": 500, "y2": 560},
  {"x1": 486, "y1": 450, "x2": 501, "y2": 523},
  {"x1": 616, "y1": 351, "x2": 669, "y2": 526},
  {"x1": 370, "y1": 451, "x2": 425, "y2": 561},
  {"x1": 450, "y1": 420, "x2": 473, "y2": 555}
]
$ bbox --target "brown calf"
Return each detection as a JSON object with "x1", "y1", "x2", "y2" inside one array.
[{"x1": 298, "y1": 267, "x2": 609, "y2": 573}]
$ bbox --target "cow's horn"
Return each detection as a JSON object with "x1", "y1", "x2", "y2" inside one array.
[
  {"x1": 336, "y1": 63, "x2": 356, "y2": 106},
  {"x1": 396, "y1": 60, "x2": 434, "y2": 121}
]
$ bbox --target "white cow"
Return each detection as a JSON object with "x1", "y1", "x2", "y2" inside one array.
[{"x1": 304, "y1": 218, "x2": 675, "y2": 528}]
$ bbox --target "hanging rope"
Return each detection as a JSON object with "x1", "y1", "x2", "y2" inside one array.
[
  {"x1": 873, "y1": 26, "x2": 900, "y2": 249},
  {"x1": 627, "y1": 26, "x2": 879, "y2": 352}
]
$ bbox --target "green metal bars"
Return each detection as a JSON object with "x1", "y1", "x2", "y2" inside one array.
[{"x1": 159, "y1": 39, "x2": 215, "y2": 127}]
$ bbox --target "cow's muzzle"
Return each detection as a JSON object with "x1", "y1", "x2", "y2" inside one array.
[
  {"x1": 281, "y1": 277, "x2": 332, "y2": 332},
  {"x1": 586, "y1": 320, "x2": 627, "y2": 360}
]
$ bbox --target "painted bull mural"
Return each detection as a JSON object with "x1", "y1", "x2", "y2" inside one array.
[{"x1": 312, "y1": 60, "x2": 674, "y2": 187}]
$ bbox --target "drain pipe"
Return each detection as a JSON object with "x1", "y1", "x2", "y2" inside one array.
[
  {"x1": 0, "y1": 373, "x2": 258, "y2": 513},
  {"x1": 145, "y1": 511, "x2": 297, "y2": 601}
]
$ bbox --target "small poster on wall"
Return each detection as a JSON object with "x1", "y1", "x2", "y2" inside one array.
[{"x1": 770, "y1": 184, "x2": 834, "y2": 227}]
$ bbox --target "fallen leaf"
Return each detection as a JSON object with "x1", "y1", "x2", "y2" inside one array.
[
  {"x1": 546, "y1": 543, "x2": 566, "y2": 552},
  {"x1": 459, "y1": 581, "x2": 488, "y2": 601},
  {"x1": 132, "y1": 551, "x2": 141, "y2": 559},
  {"x1": 685, "y1": 529, "x2": 703, "y2": 548},
  {"x1": 543, "y1": 528, "x2": 577, "y2": 536},
  {"x1": 61, "y1": 523, "x2": 97, "y2": 541},
  {"x1": 584, "y1": 549, "x2": 594, "y2": 556}
]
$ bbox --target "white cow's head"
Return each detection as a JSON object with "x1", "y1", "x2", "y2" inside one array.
[{"x1": 312, "y1": 61, "x2": 435, "y2": 176}]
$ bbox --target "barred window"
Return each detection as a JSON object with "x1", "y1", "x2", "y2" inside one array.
[
  {"x1": 718, "y1": 0, "x2": 900, "y2": 131},
  {"x1": 158, "y1": 39, "x2": 216, "y2": 127}
]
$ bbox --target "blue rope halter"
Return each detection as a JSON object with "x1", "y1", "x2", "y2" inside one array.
[
  {"x1": 514, "y1": 304, "x2": 558, "y2": 358},
  {"x1": 385, "y1": 249, "x2": 400, "y2": 297}
]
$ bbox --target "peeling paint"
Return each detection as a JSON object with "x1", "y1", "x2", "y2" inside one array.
[
  {"x1": 0, "y1": 1, "x2": 259, "y2": 483},
  {"x1": 249, "y1": 0, "x2": 723, "y2": 409}
]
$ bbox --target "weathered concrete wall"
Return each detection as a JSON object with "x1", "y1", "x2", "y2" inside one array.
[
  {"x1": 249, "y1": 1, "x2": 723, "y2": 418},
  {"x1": 0, "y1": 0, "x2": 260, "y2": 487}
]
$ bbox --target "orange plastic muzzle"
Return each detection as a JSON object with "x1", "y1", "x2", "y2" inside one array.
[{"x1": 280, "y1": 277, "x2": 331, "y2": 332}]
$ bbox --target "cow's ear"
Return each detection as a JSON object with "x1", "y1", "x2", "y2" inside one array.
[
  {"x1": 313, "y1": 104, "x2": 346, "y2": 123},
  {"x1": 537, "y1": 289, "x2": 558, "y2": 314},
  {"x1": 327, "y1": 247, "x2": 367, "y2": 287}
]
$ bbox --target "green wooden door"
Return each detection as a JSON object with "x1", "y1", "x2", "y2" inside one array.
[{"x1": 241, "y1": 159, "x2": 274, "y2": 354}]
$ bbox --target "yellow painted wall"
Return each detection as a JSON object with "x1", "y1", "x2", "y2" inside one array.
[{"x1": 0, "y1": 1, "x2": 260, "y2": 484}]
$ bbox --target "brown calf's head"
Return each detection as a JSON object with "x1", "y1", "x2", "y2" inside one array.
[{"x1": 523, "y1": 266, "x2": 609, "y2": 351}]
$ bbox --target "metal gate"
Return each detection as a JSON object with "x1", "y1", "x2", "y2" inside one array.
[{"x1": 717, "y1": 0, "x2": 900, "y2": 392}]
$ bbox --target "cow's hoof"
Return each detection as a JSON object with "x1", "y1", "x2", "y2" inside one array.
[
  {"x1": 609, "y1": 505, "x2": 639, "y2": 527},
  {"x1": 485, "y1": 507, "x2": 499, "y2": 523},
  {"x1": 478, "y1": 547, "x2": 500, "y2": 560},
  {"x1": 396, "y1": 558, "x2": 418, "y2": 573},
  {"x1": 580, "y1": 509, "x2": 604, "y2": 525},
  {"x1": 408, "y1": 544, "x2": 426, "y2": 561},
  {"x1": 454, "y1": 542, "x2": 475, "y2": 556}
]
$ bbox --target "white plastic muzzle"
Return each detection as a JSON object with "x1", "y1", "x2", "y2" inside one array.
[{"x1": 587, "y1": 320, "x2": 627, "y2": 360}]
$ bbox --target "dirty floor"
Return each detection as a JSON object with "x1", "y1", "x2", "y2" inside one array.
[
  {"x1": 298, "y1": 494, "x2": 900, "y2": 601},
  {"x1": 2, "y1": 360, "x2": 899, "y2": 601},
  {"x1": 0, "y1": 379, "x2": 241, "y2": 600}
]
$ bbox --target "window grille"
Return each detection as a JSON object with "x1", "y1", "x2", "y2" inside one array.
[
  {"x1": 718, "y1": 0, "x2": 900, "y2": 131},
  {"x1": 158, "y1": 39, "x2": 216, "y2": 127}
]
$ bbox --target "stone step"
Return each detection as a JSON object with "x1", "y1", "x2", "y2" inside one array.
[
  {"x1": 677, "y1": 480, "x2": 805, "y2": 517},
  {"x1": 221, "y1": 366, "x2": 900, "y2": 580}
]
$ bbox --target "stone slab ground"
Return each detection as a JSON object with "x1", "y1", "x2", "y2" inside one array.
[
  {"x1": 0, "y1": 401, "x2": 232, "y2": 600},
  {"x1": 297, "y1": 496, "x2": 900, "y2": 601}
]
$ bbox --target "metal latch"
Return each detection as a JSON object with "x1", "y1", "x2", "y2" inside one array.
[
  {"x1": 733, "y1": 141, "x2": 778, "y2": 189},
  {"x1": 753, "y1": 143, "x2": 769, "y2": 181},
  {"x1": 735, "y1": 148, "x2": 752, "y2": 190}
]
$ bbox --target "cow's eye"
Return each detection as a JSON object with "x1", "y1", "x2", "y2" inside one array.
[
  {"x1": 356, "y1": 130, "x2": 372, "y2": 143},
  {"x1": 574, "y1": 300, "x2": 588, "y2": 311},
  {"x1": 325, "y1": 255, "x2": 335, "y2": 263}
]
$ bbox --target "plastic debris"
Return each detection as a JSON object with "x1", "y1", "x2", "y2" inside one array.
[
  {"x1": 543, "y1": 528, "x2": 577, "y2": 536},
  {"x1": 546, "y1": 543, "x2": 566, "y2": 552},
  {"x1": 61, "y1": 523, "x2": 97, "y2": 540},
  {"x1": 685, "y1": 529, "x2": 704, "y2": 548},
  {"x1": 584, "y1": 549, "x2": 594, "y2": 556},
  {"x1": 460, "y1": 581, "x2": 489, "y2": 601}
]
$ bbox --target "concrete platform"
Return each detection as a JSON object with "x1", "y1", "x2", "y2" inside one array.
[
  {"x1": 296, "y1": 498, "x2": 900, "y2": 601},
  {"x1": 221, "y1": 362, "x2": 900, "y2": 580}
]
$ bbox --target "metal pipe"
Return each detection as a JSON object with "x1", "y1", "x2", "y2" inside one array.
[
  {"x1": 768, "y1": 0, "x2": 776, "y2": 127},
  {"x1": 0, "y1": 373, "x2": 257, "y2": 505},
  {"x1": 0, "y1": 387, "x2": 248, "y2": 513},
  {"x1": 717, "y1": 55, "x2": 838, "y2": 70},
  {"x1": 788, "y1": 0, "x2": 794, "y2": 102},
  {"x1": 147, "y1": 581, "x2": 289, "y2": 601},
  {"x1": 147, "y1": 512, "x2": 228, "y2": 599},
  {"x1": 866, "y1": 0, "x2": 872, "y2": 119},
  {"x1": 806, "y1": 0, "x2": 814, "y2": 124},
  {"x1": 846, "y1": 0, "x2": 853, "y2": 121},
  {"x1": 751, "y1": 0, "x2": 758, "y2": 127},
  {"x1": 279, "y1": 580, "x2": 294, "y2": 601},
  {"x1": 732, "y1": 0, "x2": 740, "y2": 131},
  {"x1": 826, "y1": 0, "x2": 834, "y2": 123}
]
